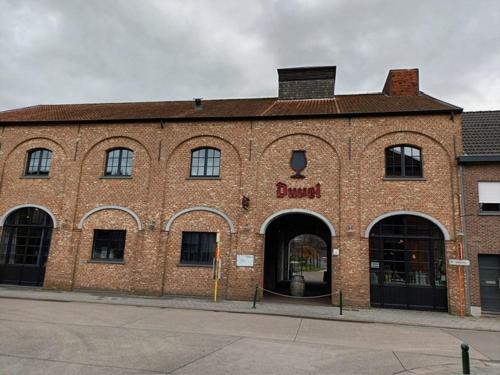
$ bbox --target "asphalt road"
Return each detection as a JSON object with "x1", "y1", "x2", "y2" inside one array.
[{"x1": 0, "y1": 298, "x2": 498, "y2": 374}]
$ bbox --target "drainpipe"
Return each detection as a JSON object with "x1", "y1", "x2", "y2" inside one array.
[{"x1": 459, "y1": 164, "x2": 471, "y2": 315}]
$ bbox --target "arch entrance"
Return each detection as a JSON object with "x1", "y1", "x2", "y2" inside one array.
[
  {"x1": 263, "y1": 213, "x2": 332, "y2": 301},
  {"x1": 369, "y1": 214, "x2": 447, "y2": 311},
  {"x1": 0, "y1": 207, "x2": 54, "y2": 286}
]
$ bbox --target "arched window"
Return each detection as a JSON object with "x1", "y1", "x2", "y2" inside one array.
[
  {"x1": 190, "y1": 148, "x2": 220, "y2": 177},
  {"x1": 104, "y1": 148, "x2": 133, "y2": 177},
  {"x1": 0, "y1": 207, "x2": 54, "y2": 286},
  {"x1": 385, "y1": 145, "x2": 422, "y2": 178},
  {"x1": 369, "y1": 214, "x2": 446, "y2": 311},
  {"x1": 25, "y1": 148, "x2": 52, "y2": 176}
]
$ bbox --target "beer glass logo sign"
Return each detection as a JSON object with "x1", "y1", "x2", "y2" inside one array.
[
  {"x1": 290, "y1": 150, "x2": 307, "y2": 179},
  {"x1": 276, "y1": 150, "x2": 320, "y2": 199}
]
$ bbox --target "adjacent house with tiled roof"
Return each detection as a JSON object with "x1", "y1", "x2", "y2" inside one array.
[
  {"x1": 459, "y1": 111, "x2": 500, "y2": 315},
  {"x1": 0, "y1": 66, "x2": 468, "y2": 314}
]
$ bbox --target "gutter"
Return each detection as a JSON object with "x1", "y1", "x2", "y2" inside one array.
[
  {"x1": 458, "y1": 164, "x2": 471, "y2": 315},
  {"x1": 0, "y1": 109, "x2": 463, "y2": 126},
  {"x1": 458, "y1": 155, "x2": 500, "y2": 163}
]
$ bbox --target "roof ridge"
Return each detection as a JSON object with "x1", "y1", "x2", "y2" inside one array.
[
  {"x1": 0, "y1": 104, "x2": 45, "y2": 114},
  {"x1": 463, "y1": 110, "x2": 500, "y2": 114},
  {"x1": 1, "y1": 97, "x2": 279, "y2": 111}
]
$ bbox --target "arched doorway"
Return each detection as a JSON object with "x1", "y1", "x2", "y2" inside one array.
[
  {"x1": 369, "y1": 214, "x2": 447, "y2": 311},
  {"x1": 263, "y1": 213, "x2": 332, "y2": 300},
  {"x1": 0, "y1": 207, "x2": 54, "y2": 286}
]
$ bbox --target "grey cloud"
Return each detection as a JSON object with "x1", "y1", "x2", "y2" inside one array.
[{"x1": 1, "y1": 0, "x2": 499, "y2": 111}]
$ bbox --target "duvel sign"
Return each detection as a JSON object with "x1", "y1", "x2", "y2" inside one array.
[{"x1": 276, "y1": 182, "x2": 321, "y2": 199}]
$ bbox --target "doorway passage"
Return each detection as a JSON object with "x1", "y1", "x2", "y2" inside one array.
[
  {"x1": 263, "y1": 213, "x2": 332, "y2": 302},
  {"x1": 0, "y1": 207, "x2": 54, "y2": 286}
]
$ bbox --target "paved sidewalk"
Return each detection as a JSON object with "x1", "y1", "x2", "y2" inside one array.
[{"x1": 0, "y1": 285, "x2": 499, "y2": 332}]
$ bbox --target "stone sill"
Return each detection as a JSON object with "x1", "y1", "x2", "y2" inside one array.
[
  {"x1": 177, "y1": 263, "x2": 212, "y2": 268},
  {"x1": 20, "y1": 175, "x2": 50, "y2": 179},
  {"x1": 479, "y1": 212, "x2": 500, "y2": 216},
  {"x1": 87, "y1": 259, "x2": 125, "y2": 264},
  {"x1": 383, "y1": 177, "x2": 426, "y2": 181},
  {"x1": 100, "y1": 176, "x2": 133, "y2": 180},
  {"x1": 186, "y1": 177, "x2": 221, "y2": 180}
]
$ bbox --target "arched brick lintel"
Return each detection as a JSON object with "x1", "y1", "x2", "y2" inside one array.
[
  {"x1": 0, "y1": 204, "x2": 58, "y2": 228},
  {"x1": 259, "y1": 208, "x2": 336, "y2": 237},
  {"x1": 364, "y1": 210, "x2": 451, "y2": 240},
  {"x1": 164, "y1": 206, "x2": 236, "y2": 233},
  {"x1": 78, "y1": 205, "x2": 143, "y2": 231}
]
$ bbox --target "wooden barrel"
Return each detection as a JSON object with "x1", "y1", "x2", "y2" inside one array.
[{"x1": 290, "y1": 275, "x2": 305, "y2": 297}]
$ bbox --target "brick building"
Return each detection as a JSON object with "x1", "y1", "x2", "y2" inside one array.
[
  {"x1": 459, "y1": 111, "x2": 500, "y2": 315},
  {"x1": 0, "y1": 66, "x2": 467, "y2": 314}
]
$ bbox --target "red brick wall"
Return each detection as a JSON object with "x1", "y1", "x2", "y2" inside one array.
[
  {"x1": 0, "y1": 113, "x2": 464, "y2": 312},
  {"x1": 461, "y1": 163, "x2": 500, "y2": 310}
]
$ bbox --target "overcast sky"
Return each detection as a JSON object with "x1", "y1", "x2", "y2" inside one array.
[{"x1": 1, "y1": 0, "x2": 499, "y2": 111}]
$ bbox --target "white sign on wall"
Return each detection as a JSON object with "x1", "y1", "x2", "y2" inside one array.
[
  {"x1": 449, "y1": 259, "x2": 471, "y2": 266},
  {"x1": 236, "y1": 255, "x2": 254, "y2": 267}
]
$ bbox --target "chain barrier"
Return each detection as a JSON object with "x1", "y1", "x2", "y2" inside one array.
[
  {"x1": 260, "y1": 286, "x2": 333, "y2": 299},
  {"x1": 252, "y1": 285, "x2": 343, "y2": 315}
]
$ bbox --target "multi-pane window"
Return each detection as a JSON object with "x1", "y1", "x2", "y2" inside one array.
[
  {"x1": 105, "y1": 148, "x2": 133, "y2": 177},
  {"x1": 369, "y1": 215, "x2": 445, "y2": 288},
  {"x1": 25, "y1": 149, "x2": 52, "y2": 176},
  {"x1": 385, "y1": 145, "x2": 422, "y2": 178},
  {"x1": 91, "y1": 230, "x2": 126, "y2": 261},
  {"x1": 180, "y1": 232, "x2": 216, "y2": 265},
  {"x1": 478, "y1": 182, "x2": 500, "y2": 212},
  {"x1": 190, "y1": 148, "x2": 220, "y2": 177}
]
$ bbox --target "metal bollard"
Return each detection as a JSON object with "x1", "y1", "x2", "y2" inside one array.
[
  {"x1": 339, "y1": 290, "x2": 343, "y2": 315},
  {"x1": 461, "y1": 343, "x2": 470, "y2": 374},
  {"x1": 252, "y1": 284, "x2": 259, "y2": 309}
]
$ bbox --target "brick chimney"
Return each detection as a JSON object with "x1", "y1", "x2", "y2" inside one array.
[
  {"x1": 278, "y1": 66, "x2": 336, "y2": 100},
  {"x1": 383, "y1": 69, "x2": 419, "y2": 96}
]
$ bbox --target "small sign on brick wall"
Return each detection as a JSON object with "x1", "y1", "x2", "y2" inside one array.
[
  {"x1": 449, "y1": 259, "x2": 471, "y2": 266},
  {"x1": 236, "y1": 255, "x2": 254, "y2": 267}
]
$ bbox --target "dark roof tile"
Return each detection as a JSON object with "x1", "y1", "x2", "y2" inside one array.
[
  {"x1": 0, "y1": 93, "x2": 460, "y2": 123},
  {"x1": 462, "y1": 111, "x2": 500, "y2": 155}
]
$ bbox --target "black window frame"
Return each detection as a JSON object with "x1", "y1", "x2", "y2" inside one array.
[
  {"x1": 180, "y1": 231, "x2": 216, "y2": 265},
  {"x1": 480, "y1": 203, "x2": 500, "y2": 213},
  {"x1": 25, "y1": 148, "x2": 52, "y2": 176},
  {"x1": 104, "y1": 148, "x2": 134, "y2": 177},
  {"x1": 385, "y1": 144, "x2": 423, "y2": 178},
  {"x1": 91, "y1": 229, "x2": 126, "y2": 262},
  {"x1": 190, "y1": 147, "x2": 221, "y2": 177},
  {"x1": 478, "y1": 182, "x2": 500, "y2": 213}
]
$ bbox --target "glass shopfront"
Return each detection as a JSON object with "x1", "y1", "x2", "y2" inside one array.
[
  {"x1": 369, "y1": 215, "x2": 447, "y2": 311},
  {"x1": 0, "y1": 207, "x2": 53, "y2": 286}
]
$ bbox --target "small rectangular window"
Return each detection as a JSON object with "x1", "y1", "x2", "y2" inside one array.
[
  {"x1": 104, "y1": 148, "x2": 133, "y2": 177},
  {"x1": 180, "y1": 232, "x2": 216, "y2": 265},
  {"x1": 25, "y1": 149, "x2": 52, "y2": 176},
  {"x1": 478, "y1": 182, "x2": 500, "y2": 212},
  {"x1": 190, "y1": 148, "x2": 220, "y2": 177},
  {"x1": 385, "y1": 145, "x2": 422, "y2": 178},
  {"x1": 91, "y1": 230, "x2": 126, "y2": 261}
]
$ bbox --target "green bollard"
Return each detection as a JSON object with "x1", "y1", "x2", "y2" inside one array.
[
  {"x1": 252, "y1": 284, "x2": 259, "y2": 309},
  {"x1": 339, "y1": 290, "x2": 343, "y2": 315},
  {"x1": 461, "y1": 343, "x2": 470, "y2": 374}
]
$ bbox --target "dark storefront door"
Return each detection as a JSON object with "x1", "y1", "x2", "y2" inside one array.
[
  {"x1": 478, "y1": 255, "x2": 500, "y2": 313},
  {"x1": 369, "y1": 215, "x2": 448, "y2": 311},
  {"x1": 0, "y1": 207, "x2": 53, "y2": 286}
]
